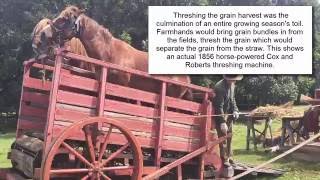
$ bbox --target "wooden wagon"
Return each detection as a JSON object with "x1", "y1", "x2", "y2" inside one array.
[{"x1": 5, "y1": 48, "x2": 227, "y2": 179}]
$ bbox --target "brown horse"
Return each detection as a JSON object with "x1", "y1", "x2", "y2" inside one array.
[
  {"x1": 49, "y1": 6, "x2": 192, "y2": 99},
  {"x1": 31, "y1": 18, "x2": 52, "y2": 56},
  {"x1": 32, "y1": 18, "x2": 95, "y2": 72}
]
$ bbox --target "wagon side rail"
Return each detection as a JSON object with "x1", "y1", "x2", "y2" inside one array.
[
  {"x1": 22, "y1": 50, "x2": 214, "y2": 97},
  {"x1": 61, "y1": 49, "x2": 214, "y2": 94}
]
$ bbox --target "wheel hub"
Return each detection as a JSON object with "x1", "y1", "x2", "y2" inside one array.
[{"x1": 93, "y1": 161, "x2": 101, "y2": 172}]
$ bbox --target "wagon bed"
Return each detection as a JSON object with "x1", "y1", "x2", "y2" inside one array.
[{"x1": 8, "y1": 48, "x2": 224, "y2": 180}]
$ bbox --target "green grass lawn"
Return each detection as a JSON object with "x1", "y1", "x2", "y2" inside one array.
[
  {"x1": 0, "y1": 132, "x2": 15, "y2": 168},
  {"x1": 232, "y1": 120, "x2": 320, "y2": 180}
]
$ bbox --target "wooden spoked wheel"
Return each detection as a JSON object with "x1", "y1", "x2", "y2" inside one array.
[{"x1": 41, "y1": 117, "x2": 143, "y2": 180}]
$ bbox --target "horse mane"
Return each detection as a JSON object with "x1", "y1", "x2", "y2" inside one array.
[
  {"x1": 101, "y1": 27, "x2": 113, "y2": 43},
  {"x1": 31, "y1": 18, "x2": 51, "y2": 40},
  {"x1": 59, "y1": 5, "x2": 82, "y2": 19},
  {"x1": 78, "y1": 14, "x2": 113, "y2": 42}
]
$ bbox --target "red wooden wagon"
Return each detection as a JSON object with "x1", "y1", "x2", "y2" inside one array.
[{"x1": 6, "y1": 48, "x2": 227, "y2": 179}]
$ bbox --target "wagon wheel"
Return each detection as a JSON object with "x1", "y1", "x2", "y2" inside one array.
[{"x1": 41, "y1": 117, "x2": 143, "y2": 180}]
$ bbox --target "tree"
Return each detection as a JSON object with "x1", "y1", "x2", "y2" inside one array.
[
  {"x1": 236, "y1": 76, "x2": 298, "y2": 106},
  {"x1": 295, "y1": 76, "x2": 315, "y2": 103}
]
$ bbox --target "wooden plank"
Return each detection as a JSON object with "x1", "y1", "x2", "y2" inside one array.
[
  {"x1": 20, "y1": 104, "x2": 47, "y2": 119},
  {"x1": 24, "y1": 77, "x2": 51, "y2": 91},
  {"x1": 165, "y1": 111, "x2": 201, "y2": 125},
  {"x1": 57, "y1": 90, "x2": 97, "y2": 108},
  {"x1": 22, "y1": 91, "x2": 49, "y2": 105},
  {"x1": 97, "y1": 67, "x2": 108, "y2": 116},
  {"x1": 43, "y1": 52, "x2": 63, "y2": 156},
  {"x1": 57, "y1": 90, "x2": 157, "y2": 118},
  {"x1": 58, "y1": 103, "x2": 200, "y2": 134},
  {"x1": 55, "y1": 107, "x2": 156, "y2": 133},
  {"x1": 57, "y1": 89, "x2": 201, "y2": 125},
  {"x1": 52, "y1": 124, "x2": 156, "y2": 148},
  {"x1": 60, "y1": 73, "x2": 159, "y2": 106},
  {"x1": 164, "y1": 126, "x2": 200, "y2": 139},
  {"x1": 53, "y1": 108, "x2": 200, "y2": 152},
  {"x1": 166, "y1": 96, "x2": 201, "y2": 113},
  {"x1": 60, "y1": 72, "x2": 98, "y2": 92},
  {"x1": 16, "y1": 64, "x2": 28, "y2": 138},
  {"x1": 60, "y1": 73, "x2": 202, "y2": 112},
  {"x1": 32, "y1": 62, "x2": 71, "y2": 75},
  {"x1": 32, "y1": 63, "x2": 54, "y2": 71},
  {"x1": 198, "y1": 96, "x2": 211, "y2": 180},
  {"x1": 18, "y1": 118, "x2": 46, "y2": 131},
  {"x1": 64, "y1": 52, "x2": 213, "y2": 93},
  {"x1": 55, "y1": 107, "x2": 200, "y2": 139},
  {"x1": 155, "y1": 82, "x2": 166, "y2": 167},
  {"x1": 177, "y1": 165, "x2": 182, "y2": 180},
  {"x1": 52, "y1": 123, "x2": 198, "y2": 152},
  {"x1": 231, "y1": 163, "x2": 284, "y2": 176}
]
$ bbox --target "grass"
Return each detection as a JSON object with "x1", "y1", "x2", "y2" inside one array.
[
  {"x1": 232, "y1": 119, "x2": 320, "y2": 180},
  {"x1": 0, "y1": 132, "x2": 15, "y2": 168}
]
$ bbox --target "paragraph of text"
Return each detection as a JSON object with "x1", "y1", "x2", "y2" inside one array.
[{"x1": 148, "y1": 6, "x2": 312, "y2": 74}]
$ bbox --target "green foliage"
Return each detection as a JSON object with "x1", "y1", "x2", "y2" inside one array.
[
  {"x1": 119, "y1": 31, "x2": 132, "y2": 44},
  {"x1": 270, "y1": 76, "x2": 298, "y2": 104},
  {"x1": 296, "y1": 76, "x2": 315, "y2": 96},
  {"x1": 191, "y1": 75, "x2": 221, "y2": 88},
  {"x1": 236, "y1": 76, "x2": 298, "y2": 106}
]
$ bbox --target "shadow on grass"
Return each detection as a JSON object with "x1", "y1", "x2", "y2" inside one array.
[{"x1": 234, "y1": 149, "x2": 276, "y2": 161}]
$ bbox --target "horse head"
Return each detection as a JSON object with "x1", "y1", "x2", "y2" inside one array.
[
  {"x1": 52, "y1": 5, "x2": 85, "y2": 40},
  {"x1": 32, "y1": 6, "x2": 85, "y2": 56},
  {"x1": 31, "y1": 18, "x2": 55, "y2": 57}
]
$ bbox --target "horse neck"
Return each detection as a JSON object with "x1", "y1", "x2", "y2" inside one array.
[{"x1": 78, "y1": 15, "x2": 113, "y2": 60}]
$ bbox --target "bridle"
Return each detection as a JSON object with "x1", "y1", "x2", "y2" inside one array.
[
  {"x1": 74, "y1": 16, "x2": 81, "y2": 38},
  {"x1": 48, "y1": 20, "x2": 66, "y2": 46}
]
